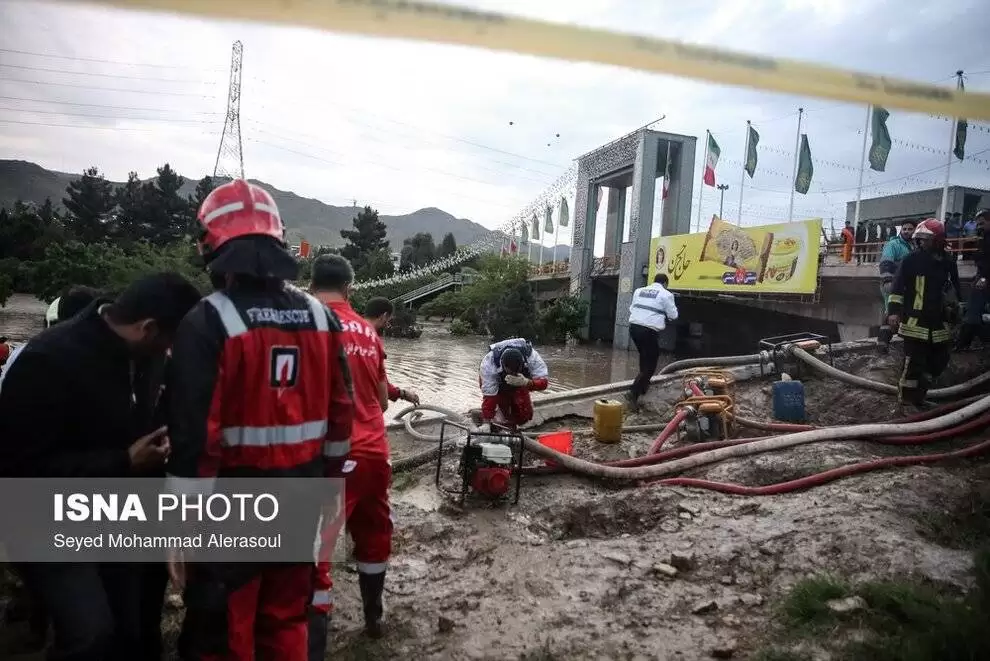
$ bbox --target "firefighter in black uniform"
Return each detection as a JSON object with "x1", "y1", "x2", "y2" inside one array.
[{"x1": 886, "y1": 218, "x2": 960, "y2": 406}]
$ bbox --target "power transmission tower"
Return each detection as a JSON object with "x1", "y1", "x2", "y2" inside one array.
[{"x1": 214, "y1": 40, "x2": 244, "y2": 180}]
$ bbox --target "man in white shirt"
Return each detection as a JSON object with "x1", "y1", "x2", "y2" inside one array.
[{"x1": 626, "y1": 273, "x2": 679, "y2": 411}]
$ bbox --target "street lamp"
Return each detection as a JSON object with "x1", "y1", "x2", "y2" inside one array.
[{"x1": 716, "y1": 184, "x2": 730, "y2": 219}]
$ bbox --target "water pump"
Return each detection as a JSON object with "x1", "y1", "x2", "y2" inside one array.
[{"x1": 435, "y1": 421, "x2": 524, "y2": 506}]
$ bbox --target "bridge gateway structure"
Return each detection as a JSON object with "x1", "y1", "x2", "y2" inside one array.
[{"x1": 569, "y1": 129, "x2": 697, "y2": 350}]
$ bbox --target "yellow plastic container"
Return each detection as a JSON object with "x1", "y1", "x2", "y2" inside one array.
[{"x1": 593, "y1": 399, "x2": 624, "y2": 444}]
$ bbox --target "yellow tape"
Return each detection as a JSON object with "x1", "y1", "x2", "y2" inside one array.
[{"x1": 73, "y1": 0, "x2": 990, "y2": 121}]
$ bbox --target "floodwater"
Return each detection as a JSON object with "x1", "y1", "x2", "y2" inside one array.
[
  {"x1": 0, "y1": 294, "x2": 647, "y2": 418},
  {"x1": 382, "y1": 322, "x2": 642, "y2": 418}
]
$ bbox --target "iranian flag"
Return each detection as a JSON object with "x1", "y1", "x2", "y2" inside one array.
[{"x1": 702, "y1": 133, "x2": 721, "y2": 187}]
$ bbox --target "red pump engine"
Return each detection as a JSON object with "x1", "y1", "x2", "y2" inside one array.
[{"x1": 460, "y1": 442, "x2": 514, "y2": 498}]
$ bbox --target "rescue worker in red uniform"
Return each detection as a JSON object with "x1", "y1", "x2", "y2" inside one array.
[
  {"x1": 477, "y1": 338, "x2": 549, "y2": 430},
  {"x1": 308, "y1": 256, "x2": 394, "y2": 649},
  {"x1": 165, "y1": 180, "x2": 354, "y2": 661},
  {"x1": 365, "y1": 297, "x2": 421, "y2": 407},
  {"x1": 886, "y1": 218, "x2": 960, "y2": 407}
]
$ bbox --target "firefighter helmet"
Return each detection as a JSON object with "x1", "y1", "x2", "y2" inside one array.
[
  {"x1": 912, "y1": 218, "x2": 946, "y2": 249},
  {"x1": 195, "y1": 179, "x2": 285, "y2": 259}
]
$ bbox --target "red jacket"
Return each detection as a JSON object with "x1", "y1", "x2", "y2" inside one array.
[
  {"x1": 166, "y1": 284, "x2": 354, "y2": 491},
  {"x1": 324, "y1": 299, "x2": 390, "y2": 461}
]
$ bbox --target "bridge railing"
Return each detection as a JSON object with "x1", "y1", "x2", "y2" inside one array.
[
  {"x1": 528, "y1": 260, "x2": 570, "y2": 277},
  {"x1": 393, "y1": 273, "x2": 457, "y2": 303},
  {"x1": 822, "y1": 237, "x2": 980, "y2": 266}
]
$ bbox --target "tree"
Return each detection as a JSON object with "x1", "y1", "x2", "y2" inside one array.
[
  {"x1": 142, "y1": 163, "x2": 188, "y2": 244},
  {"x1": 188, "y1": 176, "x2": 216, "y2": 213},
  {"x1": 438, "y1": 232, "x2": 457, "y2": 258},
  {"x1": 400, "y1": 232, "x2": 436, "y2": 269},
  {"x1": 0, "y1": 201, "x2": 64, "y2": 261},
  {"x1": 357, "y1": 249, "x2": 396, "y2": 281},
  {"x1": 62, "y1": 166, "x2": 115, "y2": 242},
  {"x1": 489, "y1": 282, "x2": 537, "y2": 341},
  {"x1": 538, "y1": 295, "x2": 589, "y2": 344},
  {"x1": 113, "y1": 171, "x2": 146, "y2": 241},
  {"x1": 340, "y1": 206, "x2": 389, "y2": 275}
]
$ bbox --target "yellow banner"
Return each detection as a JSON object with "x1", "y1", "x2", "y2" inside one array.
[
  {"x1": 649, "y1": 216, "x2": 822, "y2": 295},
  {"x1": 76, "y1": 0, "x2": 990, "y2": 120}
]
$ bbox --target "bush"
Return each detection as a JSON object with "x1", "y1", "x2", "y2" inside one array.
[
  {"x1": 449, "y1": 318, "x2": 473, "y2": 336},
  {"x1": 381, "y1": 305, "x2": 422, "y2": 339},
  {"x1": 537, "y1": 295, "x2": 588, "y2": 344}
]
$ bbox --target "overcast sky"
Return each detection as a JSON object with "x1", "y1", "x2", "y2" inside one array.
[{"x1": 1, "y1": 0, "x2": 989, "y2": 249}]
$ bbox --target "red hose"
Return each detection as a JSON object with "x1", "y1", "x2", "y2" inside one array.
[
  {"x1": 648, "y1": 409, "x2": 690, "y2": 454},
  {"x1": 688, "y1": 382, "x2": 705, "y2": 397},
  {"x1": 522, "y1": 412, "x2": 990, "y2": 476},
  {"x1": 653, "y1": 437, "x2": 990, "y2": 495}
]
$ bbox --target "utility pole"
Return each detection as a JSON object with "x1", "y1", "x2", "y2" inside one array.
[
  {"x1": 717, "y1": 184, "x2": 729, "y2": 219},
  {"x1": 214, "y1": 41, "x2": 244, "y2": 180}
]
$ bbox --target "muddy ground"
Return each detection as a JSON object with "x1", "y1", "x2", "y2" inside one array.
[
  {"x1": 320, "y1": 347, "x2": 990, "y2": 661},
  {"x1": 3, "y1": 294, "x2": 990, "y2": 660}
]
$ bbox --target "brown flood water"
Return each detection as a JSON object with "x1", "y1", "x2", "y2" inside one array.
[{"x1": 0, "y1": 294, "x2": 654, "y2": 418}]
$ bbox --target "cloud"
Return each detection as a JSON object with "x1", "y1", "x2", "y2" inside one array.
[{"x1": 0, "y1": 0, "x2": 988, "y2": 247}]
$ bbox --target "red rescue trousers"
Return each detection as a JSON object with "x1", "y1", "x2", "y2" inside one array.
[
  {"x1": 312, "y1": 457, "x2": 393, "y2": 613},
  {"x1": 198, "y1": 564, "x2": 314, "y2": 661},
  {"x1": 488, "y1": 385, "x2": 535, "y2": 427}
]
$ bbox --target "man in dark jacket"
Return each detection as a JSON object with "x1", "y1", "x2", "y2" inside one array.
[
  {"x1": 0, "y1": 272, "x2": 202, "y2": 661},
  {"x1": 955, "y1": 208, "x2": 990, "y2": 350},
  {"x1": 887, "y1": 219, "x2": 958, "y2": 406}
]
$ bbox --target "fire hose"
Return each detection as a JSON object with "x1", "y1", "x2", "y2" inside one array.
[
  {"x1": 789, "y1": 346, "x2": 990, "y2": 399},
  {"x1": 653, "y1": 437, "x2": 990, "y2": 495},
  {"x1": 523, "y1": 410, "x2": 990, "y2": 475},
  {"x1": 517, "y1": 394, "x2": 990, "y2": 481},
  {"x1": 657, "y1": 352, "x2": 770, "y2": 376}
]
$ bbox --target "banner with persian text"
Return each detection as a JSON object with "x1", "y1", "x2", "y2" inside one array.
[{"x1": 648, "y1": 216, "x2": 822, "y2": 295}]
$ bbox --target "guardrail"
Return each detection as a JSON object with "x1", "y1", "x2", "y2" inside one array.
[
  {"x1": 823, "y1": 236, "x2": 980, "y2": 265},
  {"x1": 394, "y1": 273, "x2": 462, "y2": 304}
]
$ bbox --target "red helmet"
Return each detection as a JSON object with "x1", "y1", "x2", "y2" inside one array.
[
  {"x1": 912, "y1": 218, "x2": 945, "y2": 248},
  {"x1": 196, "y1": 179, "x2": 285, "y2": 258}
]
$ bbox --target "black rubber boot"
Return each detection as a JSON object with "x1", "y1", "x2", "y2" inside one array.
[
  {"x1": 358, "y1": 572, "x2": 386, "y2": 639},
  {"x1": 308, "y1": 609, "x2": 329, "y2": 661}
]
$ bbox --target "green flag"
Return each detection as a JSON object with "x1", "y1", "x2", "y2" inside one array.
[
  {"x1": 744, "y1": 124, "x2": 759, "y2": 178},
  {"x1": 869, "y1": 106, "x2": 891, "y2": 172},
  {"x1": 559, "y1": 196, "x2": 569, "y2": 227},
  {"x1": 795, "y1": 134, "x2": 813, "y2": 195},
  {"x1": 531, "y1": 212, "x2": 540, "y2": 240},
  {"x1": 544, "y1": 204, "x2": 554, "y2": 234},
  {"x1": 954, "y1": 78, "x2": 967, "y2": 161}
]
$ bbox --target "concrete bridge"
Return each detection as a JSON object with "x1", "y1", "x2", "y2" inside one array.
[{"x1": 526, "y1": 241, "x2": 977, "y2": 352}]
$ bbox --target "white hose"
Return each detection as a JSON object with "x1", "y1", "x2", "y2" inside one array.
[
  {"x1": 789, "y1": 346, "x2": 990, "y2": 400},
  {"x1": 519, "y1": 393, "x2": 990, "y2": 480},
  {"x1": 391, "y1": 404, "x2": 473, "y2": 443}
]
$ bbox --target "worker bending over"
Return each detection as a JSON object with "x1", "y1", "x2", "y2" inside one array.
[
  {"x1": 886, "y1": 218, "x2": 960, "y2": 407},
  {"x1": 309, "y1": 256, "x2": 394, "y2": 648},
  {"x1": 477, "y1": 338, "x2": 549, "y2": 430},
  {"x1": 166, "y1": 180, "x2": 354, "y2": 661},
  {"x1": 364, "y1": 297, "x2": 421, "y2": 407}
]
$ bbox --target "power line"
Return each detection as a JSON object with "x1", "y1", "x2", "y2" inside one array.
[
  {"x1": 0, "y1": 47, "x2": 224, "y2": 71},
  {"x1": 0, "y1": 77, "x2": 218, "y2": 97},
  {"x1": 0, "y1": 106, "x2": 222, "y2": 123},
  {"x1": 0, "y1": 63, "x2": 220, "y2": 84},
  {"x1": 0, "y1": 95, "x2": 220, "y2": 114},
  {"x1": 0, "y1": 119, "x2": 215, "y2": 132}
]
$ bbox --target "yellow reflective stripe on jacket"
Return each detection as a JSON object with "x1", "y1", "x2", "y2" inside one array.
[
  {"x1": 912, "y1": 275, "x2": 925, "y2": 311},
  {"x1": 888, "y1": 294, "x2": 904, "y2": 305},
  {"x1": 898, "y1": 319, "x2": 952, "y2": 343}
]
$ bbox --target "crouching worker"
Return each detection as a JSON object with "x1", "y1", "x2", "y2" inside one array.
[
  {"x1": 886, "y1": 218, "x2": 958, "y2": 407},
  {"x1": 477, "y1": 338, "x2": 549, "y2": 430}
]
